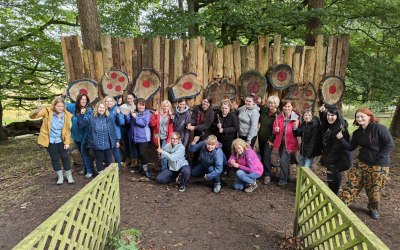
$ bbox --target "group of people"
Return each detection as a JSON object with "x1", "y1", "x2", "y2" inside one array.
[{"x1": 31, "y1": 92, "x2": 394, "y2": 219}]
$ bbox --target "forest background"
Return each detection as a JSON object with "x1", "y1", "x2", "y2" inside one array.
[{"x1": 1, "y1": 0, "x2": 400, "y2": 140}]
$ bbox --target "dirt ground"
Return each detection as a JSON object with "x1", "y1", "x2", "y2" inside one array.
[{"x1": 0, "y1": 136, "x2": 399, "y2": 249}]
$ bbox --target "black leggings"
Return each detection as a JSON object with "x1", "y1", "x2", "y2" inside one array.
[
  {"x1": 134, "y1": 141, "x2": 149, "y2": 165},
  {"x1": 47, "y1": 142, "x2": 71, "y2": 171},
  {"x1": 327, "y1": 165, "x2": 343, "y2": 195}
]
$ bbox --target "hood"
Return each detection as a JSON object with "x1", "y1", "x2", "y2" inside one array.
[{"x1": 175, "y1": 106, "x2": 189, "y2": 114}]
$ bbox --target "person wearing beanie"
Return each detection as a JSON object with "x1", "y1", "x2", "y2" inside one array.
[
  {"x1": 338, "y1": 108, "x2": 394, "y2": 219},
  {"x1": 319, "y1": 104, "x2": 351, "y2": 195}
]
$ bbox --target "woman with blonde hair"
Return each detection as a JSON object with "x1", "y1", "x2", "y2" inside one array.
[
  {"x1": 78, "y1": 101, "x2": 118, "y2": 174},
  {"x1": 229, "y1": 139, "x2": 263, "y2": 192},
  {"x1": 258, "y1": 95, "x2": 280, "y2": 184},
  {"x1": 150, "y1": 100, "x2": 174, "y2": 170},
  {"x1": 338, "y1": 108, "x2": 394, "y2": 219},
  {"x1": 189, "y1": 135, "x2": 226, "y2": 193},
  {"x1": 30, "y1": 97, "x2": 74, "y2": 184}
]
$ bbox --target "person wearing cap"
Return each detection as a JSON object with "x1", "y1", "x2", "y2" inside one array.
[
  {"x1": 319, "y1": 104, "x2": 351, "y2": 195},
  {"x1": 237, "y1": 93, "x2": 260, "y2": 148},
  {"x1": 293, "y1": 109, "x2": 322, "y2": 168},
  {"x1": 258, "y1": 95, "x2": 280, "y2": 184},
  {"x1": 272, "y1": 100, "x2": 299, "y2": 186},
  {"x1": 337, "y1": 108, "x2": 394, "y2": 219}
]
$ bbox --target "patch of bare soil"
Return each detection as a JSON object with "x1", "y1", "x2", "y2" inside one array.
[{"x1": 0, "y1": 137, "x2": 399, "y2": 249}]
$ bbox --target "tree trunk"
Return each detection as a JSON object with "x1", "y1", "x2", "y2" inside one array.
[
  {"x1": 305, "y1": 0, "x2": 324, "y2": 46},
  {"x1": 187, "y1": 0, "x2": 199, "y2": 37},
  {"x1": 0, "y1": 100, "x2": 8, "y2": 141},
  {"x1": 77, "y1": 0, "x2": 102, "y2": 51},
  {"x1": 389, "y1": 98, "x2": 400, "y2": 138}
]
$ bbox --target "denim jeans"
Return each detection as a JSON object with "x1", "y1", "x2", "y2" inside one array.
[
  {"x1": 47, "y1": 142, "x2": 71, "y2": 171},
  {"x1": 75, "y1": 139, "x2": 94, "y2": 174},
  {"x1": 112, "y1": 147, "x2": 122, "y2": 170},
  {"x1": 298, "y1": 155, "x2": 313, "y2": 168},
  {"x1": 279, "y1": 143, "x2": 291, "y2": 183},
  {"x1": 156, "y1": 165, "x2": 191, "y2": 187},
  {"x1": 233, "y1": 170, "x2": 261, "y2": 190},
  {"x1": 259, "y1": 140, "x2": 273, "y2": 176},
  {"x1": 160, "y1": 139, "x2": 168, "y2": 170},
  {"x1": 94, "y1": 149, "x2": 112, "y2": 172},
  {"x1": 191, "y1": 164, "x2": 221, "y2": 184}
]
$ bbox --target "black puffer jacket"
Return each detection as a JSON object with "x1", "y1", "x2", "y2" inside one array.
[
  {"x1": 320, "y1": 111, "x2": 352, "y2": 171},
  {"x1": 294, "y1": 116, "x2": 322, "y2": 158},
  {"x1": 212, "y1": 111, "x2": 239, "y2": 145}
]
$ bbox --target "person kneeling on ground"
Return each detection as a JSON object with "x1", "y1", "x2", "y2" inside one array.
[
  {"x1": 229, "y1": 139, "x2": 263, "y2": 193},
  {"x1": 189, "y1": 135, "x2": 226, "y2": 193},
  {"x1": 156, "y1": 132, "x2": 191, "y2": 192}
]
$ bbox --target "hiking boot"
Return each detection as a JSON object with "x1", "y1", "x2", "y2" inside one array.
[
  {"x1": 122, "y1": 158, "x2": 131, "y2": 168},
  {"x1": 263, "y1": 176, "x2": 271, "y2": 185},
  {"x1": 213, "y1": 183, "x2": 221, "y2": 193},
  {"x1": 244, "y1": 181, "x2": 258, "y2": 193},
  {"x1": 369, "y1": 210, "x2": 380, "y2": 219},
  {"x1": 178, "y1": 185, "x2": 186, "y2": 192}
]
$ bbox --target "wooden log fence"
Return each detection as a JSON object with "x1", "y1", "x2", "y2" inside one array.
[{"x1": 61, "y1": 34, "x2": 350, "y2": 108}]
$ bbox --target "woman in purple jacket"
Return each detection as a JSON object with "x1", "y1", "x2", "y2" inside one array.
[
  {"x1": 228, "y1": 138, "x2": 264, "y2": 193},
  {"x1": 125, "y1": 98, "x2": 152, "y2": 178}
]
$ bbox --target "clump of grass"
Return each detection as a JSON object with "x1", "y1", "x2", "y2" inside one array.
[{"x1": 106, "y1": 228, "x2": 142, "y2": 250}]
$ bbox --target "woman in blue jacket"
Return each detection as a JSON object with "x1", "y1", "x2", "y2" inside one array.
[
  {"x1": 104, "y1": 96, "x2": 124, "y2": 171},
  {"x1": 125, "y1": 98, "x2": 152, "y2": 178},
  {"x1": 79, "y1": 101, "x2": 119, "y2": 174},
  {"x1": 65, "y1": 93, "x2": 93, "y2": 178},
  {"x1": 189, "y1": 135, "x2": 226, "y2": 193}
]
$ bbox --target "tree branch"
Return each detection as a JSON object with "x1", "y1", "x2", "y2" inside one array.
[{"x1": 0, "y1": 18, "x2": 79, "y2": 50}]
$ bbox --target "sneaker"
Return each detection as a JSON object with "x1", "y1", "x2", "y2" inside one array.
[
  {"x1": 79, "y1": 169, "x2": 85, "y2": 175},
  {"x1": 84, "y1": 173, "x2": 93, "y2": 179},
  {"x1": 178, "y1": 186, "x2": 186, "y2": 192},
  {"x1": 277, "y1": 180, "x2": 288, "y2": 186},
  {"x1": 369, "y1": 210, "x2": 380, "y2": 219},
  {"x1": 98, "y1": 170, "x2": 104, "y2": 174},
  {"x1": 263, "y1": 176, "x2": 271, "y2": 185},
  {"x1": 213, "y1": 183, "x2": 221, "y2": 193},
  {"x1": 244, "y1": 181, "x2": 258, "y2": 193}
]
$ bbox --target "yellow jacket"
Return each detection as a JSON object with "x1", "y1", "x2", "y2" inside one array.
[{"x1": 29, "y1": 107, "x2": 72, "y2": 147}]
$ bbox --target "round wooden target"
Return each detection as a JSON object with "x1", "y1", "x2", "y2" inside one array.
[
  {"x1": 267, "y1": 64, "x2": 294, "y2": 90},
  {"x1": 205, "y1": 78, "x2": 237, "y2": 109},
  {"x1": 169, "y1": 72, "x2": 202, "y2": 102},
  {"x1": 67, "y1": 79, "x2": 98, "y2": 104},
  {"x1": 283, "y1": 83, "x2": 317, "y2": 114},
  {"x1": 133, "y1": 68, "x2": 161, "y2": 101},
  {"x1": 240, "y1": 70, "x2": 267, "y2": 99},
  {"x1": 101, "y1": 70, "x2": 129, "y2": 97},
  {"x1": 321, "y1": 76, "x2": 345, "y2": 105}
]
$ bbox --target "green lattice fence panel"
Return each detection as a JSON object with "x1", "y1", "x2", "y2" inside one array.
[
  {"x1": 13, "y1": 163, "x2": 120, "y2": 250},
  {"x1": 294, "y1": 167, "x2": 389, "y2": 250}
]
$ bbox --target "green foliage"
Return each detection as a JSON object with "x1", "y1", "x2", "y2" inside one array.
[
  {"x1": 105, "y1": 228, "x2": 141, "y2": 250},
  {"x1": 0, "y1": 0, "x2": 79, "y2": 109}
]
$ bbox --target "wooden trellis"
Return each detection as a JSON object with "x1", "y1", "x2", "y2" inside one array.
[
  {"x1": 61, "y1": 34, "x2": 349, "y2": 108},
  {"x1": 294, "y1": 167, "x2": 389, "y2": 249},
  {"x1": 12, "y1": 164, "x2": 120, "y2": 250}
]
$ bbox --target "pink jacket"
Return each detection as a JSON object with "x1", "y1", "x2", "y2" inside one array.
[
  {"x1": 228, "y1": 148, "x2": 263, "y2": 176},
  {"x1": 272, "y1": 112, "x2": 299, "y2": 153}
]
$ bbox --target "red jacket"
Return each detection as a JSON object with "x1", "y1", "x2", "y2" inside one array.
[
  {"x1": 272, "y1": 112, "x2": 299, "y2": 153},
  {"x1": 150, "y1": 111, "x2": 173, "y2": 147}
]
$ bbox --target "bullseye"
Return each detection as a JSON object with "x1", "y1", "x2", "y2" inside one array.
[
  {"x1": 329, "y1": 86, "x2": 336, "y2": 94},
  {"x1": 110, "y1": 72, "x2": 118, "y2": 79},
  {"x1": 79, "y1": 89, "x2": 88, "y2": 95},
  {"x1": 182, "y1": 82, "x2": 193, "y2": 90},
  {"x1": 107, "y1": 83, "x2": 113, "y2": 89},
  {"x1": 118, "y1": 76, "x2": 125, "y2": 82},
  {"x1": 277, "y1": 71, "x2": 287, "y2": 81},
  {"x1": 115, "y1": 86, "x2": 122, "y2": 92},
  {"x1": 143, "y1": 80, "x2": 151, "y2": 88}
]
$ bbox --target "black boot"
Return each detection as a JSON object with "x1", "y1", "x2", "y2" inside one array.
[{"x1": 143, "y1": 164, "x2": 152, "y2": 179}]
